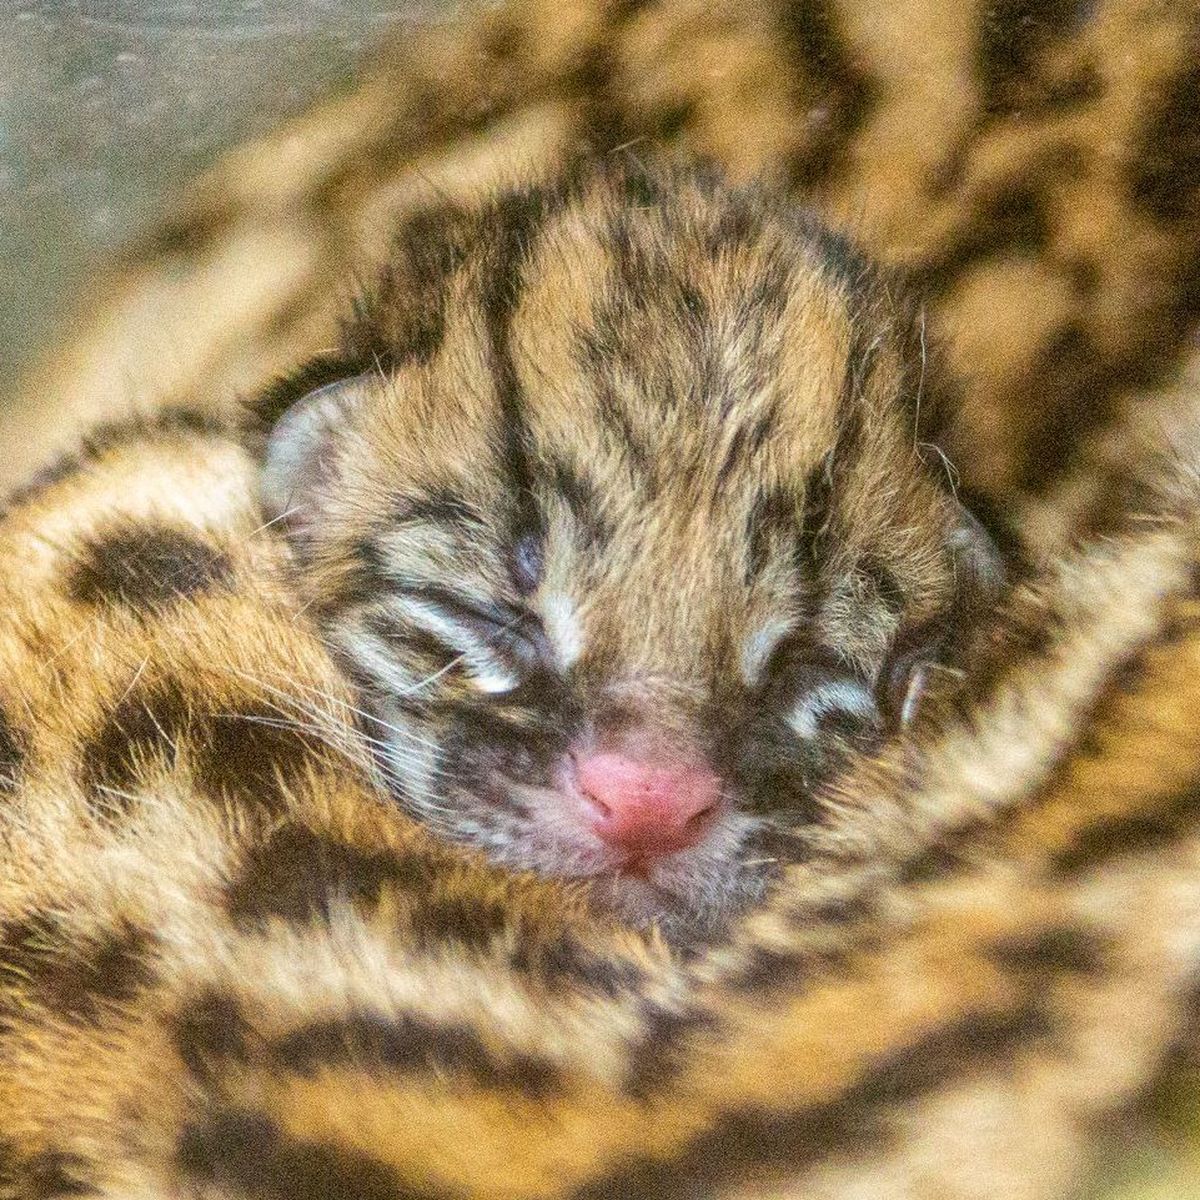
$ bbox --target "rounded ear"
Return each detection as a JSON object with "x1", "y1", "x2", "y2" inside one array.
[
  {"x1": 947, "y1": 501, "x2": 1006, "y2": 617},
  {"x1": 260, "y1": 374, "x2": 369, "y2": 541}
]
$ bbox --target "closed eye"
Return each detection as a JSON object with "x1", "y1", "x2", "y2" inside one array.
[
  {"x1": 391, "y1": 584, "x2": 549, "y2": 692},
  {"x1": 786, "y1": 677, "x2": 877, "y2": 741},
  {"x1": 760, "y1": 637, "x2": 881, "y2": 745}
]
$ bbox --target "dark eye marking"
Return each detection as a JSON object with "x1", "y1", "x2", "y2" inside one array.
[
  {"x1": 543, "y1": 457, "x2": 611, "y2": 549},
  {"x1": 512, "y1": 532, "x2": 544, "y2": 595},
  {"x1": 394, "y1": 582, "x2": 519, "y2": 631},
  {"x1": 393, "y1": 582, "x2": 550, "y2": 672},
  {"x1": 393, "y1": 490, "x2": 487, "y2": 532},
  {"x1": 364, "y1": 613, "x2": 456, "y2": 670}
]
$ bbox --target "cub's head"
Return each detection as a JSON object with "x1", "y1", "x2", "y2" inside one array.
[{"x1": 256, "y1": 164, "x2": 1001, "y2": 938}]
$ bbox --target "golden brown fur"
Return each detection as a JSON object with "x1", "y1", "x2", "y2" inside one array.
[
  {"x1": 9, "y1": 0, "x2": 1200, "y2": 555},
  {"x1": 2, "y1": 0, "x2": 1200, "y2": 1195},
  {"x1": 252, "y1": 163, "x2": 992, "y2": 935},
  {"x1": 1, "y1": 402, "x2": 1200, "y2": 1197}
]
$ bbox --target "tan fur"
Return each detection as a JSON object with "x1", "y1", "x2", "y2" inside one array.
[
  {"x1": 9, "y1": 0, "x2": 1200, "y2": 556},
  {"x1": 0, "y1": 404, "x2": 1199, "y2": 1197},
  {"x1": 2, "y1": 0, "x2": 1200, "y2": 1195}
]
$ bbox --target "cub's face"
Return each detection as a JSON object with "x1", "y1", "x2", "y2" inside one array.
[{"x1": 259, "y1": 166, "x2": 1000, "y2": 938}]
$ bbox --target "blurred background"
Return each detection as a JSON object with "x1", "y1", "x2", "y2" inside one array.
[{"x1": 0, "y1": 0, "x2": 462, "y2": 384}]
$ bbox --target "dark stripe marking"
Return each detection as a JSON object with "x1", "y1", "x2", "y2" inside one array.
[
  {"x1": 178, "y1": 1110, "x2": 444, "y2": 1200},
  {"x1": 226, "y1": 825, "x2": 439, "y2": 929},
  {"x1": 1129, "y1": 46, "x2": 1200, "y2": 222},
  {"x1": 1050, "y1": 779, "x2": 1200, "y2": 877},
  {"x1": 977, "y1": 0, "x2": 1096, "y2": 117},
  {"x1": 0, "y1": 914, "x2": 154, "y2": 1031},
  {"x1": 570, "y1": 1002, "x2": 1051, "y2": 1199},
  {"x1": 21, "y1": 1151, "x2": 96, "y2": 1198},
  {"x1": 778, "y1": 0, "x2": 876, "y2": 187},
  {"x1": 3, "y1": 408, "x2": 229, "y2": 515},
  {"x1": 272, "y1": 1012, "x2": 561, "y2": 1098},
  {"x1": 79, "y1": 677, "x2": 329, "y2": 820},
  {"x1": 746, "y1": 486, "x2": 798, "y2": 584},
  {"x1": 508, "y1": 933, "x2": 648, "y2": 998}
]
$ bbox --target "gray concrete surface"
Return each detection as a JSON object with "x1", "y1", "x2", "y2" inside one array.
[{"x1": 0, "y1": 1, "x2": 456, "y2": 382}]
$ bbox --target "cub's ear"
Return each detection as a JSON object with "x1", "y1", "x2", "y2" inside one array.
[
  {"x1": 948, "y1": 501, "x2": 1006, "y2": 617},
  {"x1": 260, "y1": 374, "x2": 368, "y2": 542}
]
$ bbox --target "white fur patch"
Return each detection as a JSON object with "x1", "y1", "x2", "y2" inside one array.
[
  {"x1": 740, "y1": 618, "x2": 796, "y2": 686},
  {"x1": 539, "y1": 592, "x2": 584, "y2": 670},
  {"x1": 786, "y1": 679, "x2": 876, "y2": 739}
]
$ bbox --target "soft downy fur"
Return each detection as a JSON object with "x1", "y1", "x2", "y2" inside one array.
[
  {"x1": 251, "y1": 162, "x2": 1003, "y2": 941},
  {"x1": 0, "y1": 0, "x2": 1199, "y2": 1195},
  {"x1": 0, "y1": 381, "x2": 1199, "y2": 1198}
]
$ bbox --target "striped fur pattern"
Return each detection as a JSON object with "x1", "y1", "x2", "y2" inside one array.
[
  {"x1": 1, "y1": 399, "x2": 1200, "y2": 1197},
  {"x1": 8, "y1": 0, "x2": 1199, "y2": 560},
  {"x1": 252, "y1": 163, "x2": 1000, "y2": 938},
  {"x1": 2, "y1": 0, "x2": 1200, "y2": 1194}
]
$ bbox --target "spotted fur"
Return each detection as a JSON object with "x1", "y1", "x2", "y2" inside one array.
[
  {"x1": 3, "y1": 0, "x2": 1200, "y2": 1195},
  {"x1": 9, "y1": 0, "x2": 1200, "y2": 561},
  {"x1": 2, "y1": 396, "x2": 1200, "y2": 1197}
]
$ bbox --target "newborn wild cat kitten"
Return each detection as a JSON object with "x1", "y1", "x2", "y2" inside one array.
[{"x1": 257, "y1": 164, "x2": 1002, "y2": 937}]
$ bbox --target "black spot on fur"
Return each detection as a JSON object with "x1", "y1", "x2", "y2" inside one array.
[
  {"x1": 623, "y1": 1004, "x2": 720, "y2": 1100},
  {"x1": 137, "y1": 204, "x2": 234, "y2": 262},
  {"x1": 895, "y1": 841, "x2": 970, "y2": 886},
  {"x1": 79, "y1": 677, "x2": 329, "y2": 819},
  {"x1": 191, "y1": 704, "x2": 327, "y2": 813},
  {"x1": 1010, "y1": 321, "x2": 1125, "y2": 494},
  {"x1": 67, "y1": 524, "x2": 233, "y2": 613},
  {"x1": 860, "y1": 555, "x2": 905, "y2": 616},
  {"x1": 1130, "y1": 49, "x2": 1200, "y2": 223},
  {"x1": 0, "y1": 914, "x2": 154, "y2": 1030},
  {"x1": 22, "y1": 1151, "x2": 96, "y2": 1198},
  {"x1": 1041, "y1": 62, "x2": 1104, "y2": 112},
  {"x1": 571, "y1": 40, "x2": 635, "y2": 156},
  {"x1": 0, "y1": 706, "x2": 24, "y2": 795},
  {"x1": 796, "y1": 460, "x2": 836, "y2": 599},
  {"x1": 174, "y1": 989, "x2": 250, "y2": 1081},
  {"x1": 226, "y1": 825, "x2": 438, "y2": 928},
  {"x1": 178, "y1": 1111, "x2": 442, "y2": 1200},
  {"x1": 543, "y1": 457, "x2": 611, "y2": 549},
  {"x1": 406, "y1": 891, "x2": 512, "y2": 952},
  {"x1": 78, "y1": 679, "x2": 192, "y2": 814},
  {"x1": 991, "y1": 925, "x2": 1108, "y2": 976},
  {"x1": 921, "y1": 186, "x2": 1051, "y2": 291},
  {"x1": 714, "y1": 410, "x2": 776, "y2": 490},
  {"x1": 977, "y1": 0, "x2": 1094, "y2": 116},
  {"x1": 1050, "y1": 780, "x2": 1200, "y2": 877},
  {"x1": 508, "y1": 933, "x2": 648, "y2": 998},
  {"x1": 272, "y1": 1012, "x2": 561, "y2": 1098},
  {"x1": 778, "y1": 0, "x2": 876, "y2": 187}
]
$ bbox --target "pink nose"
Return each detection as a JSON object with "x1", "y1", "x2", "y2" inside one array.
[{"x1": 574, "y1": 752, "x2": 722, "y2": 860}]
